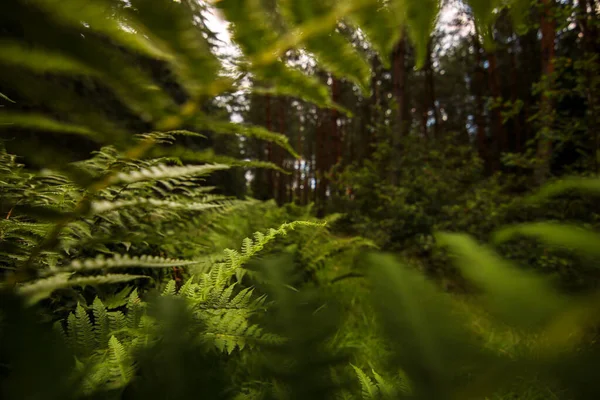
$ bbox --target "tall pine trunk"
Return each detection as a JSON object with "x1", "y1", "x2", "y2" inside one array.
[
  {"x1": 535, "y1": 0, "x2": 556, "y2": 184},
  {"x1": 391, "y1": 34, "x2": 407, "y2": 185},
  {"x1": 473, "y1": 31, "x2": 488, "y2": 171},
  {"x1": 488, "y1": 51, "x2": 505, "y2": 171}
]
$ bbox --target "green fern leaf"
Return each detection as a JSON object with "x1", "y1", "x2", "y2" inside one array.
[
  {"x1": 17, "y1": 273, "x2": 149, "y2": 305},
  {"x1": 0, "y1": 112, "x2": 101, "y2": 140},
  {"x1": 109, "y1": 163, "x2": 229, "y2": 185},
  {"x1": 103, "y1": 286, "x2": 134, "y2": 309},
  {"x1": 493, "y1": 222, "x2": 600, "y2": 259},
  {"x1": 279, "y1": 0, "x2": 371, "y2": 93},
  {"x1": 65, "y1": 254, "x2": 198, "y2": 272},
  {"x1": 0, "y1": 91, "x2": 15, "y2": 103},
  {"x1": 0, "y1": 40, "x2": 98, "y2": 75},
  {"x1": 92, "y1": 297, "x2": 110, "y2": 348},
  {"x1": 128, "y1": 0, "x2": 221, "y2": 96},
  {"x1": 405, "y1": 0, "x2": 440, "y2": 69},
  {"x1": 28, "y1": 0, "x2": 172, "y2": 61},
  {"x1": 525, "y1": 176, "x2": 600, "y2": 204},
  {"x1": 126, "y1": 289, "x2": 144, "y2": 330},
  {"x1": 108, "y1": 311, "x2": 127, "y2": 338},
  {"x1": 435, "y1": 232, "x2": 569, "y2": 330},
  {"x1": 349, "y1": 2, "x2": 403, "y2": 68},
  {"x1": 352, "y1": 364, "x2": 380, "y2": 400},
  {"x1": 108, "y1": 335, "x2": 135, "y2": 385},
  {"x1": 75, "y1": 303, "x2": 95, "y2": 358},
  {"x1": 162, "y1": 280, "x2": 177, "y2": 296}
]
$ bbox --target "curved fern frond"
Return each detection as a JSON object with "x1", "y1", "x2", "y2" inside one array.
[
  {"x1": 0, "y1": 112, "x2": 101, "y2": 140},
  {"x1": 195, "y1": 117, "x2": 299, "y2": 159},
  {"x1": 525, "y1": 177, "x2": 600, "y2": 204},
  {"x1": 279, "y1": 0, "x2": 371, "y2": 93},
  {"x1": 27, "y1": 0, "x2": 173, "y2": 61},
  {"x1": 17, "y1": 273, "x2": 149, "y2": 305},
  {"x1": 493, "y1": 222, "x2": 600, "y2": 259},
  {"x1": 349, "y1": 3, "x2": 402, "y2": 68},
  {"x1": 0, "y1": 40, "x2": 98, "y2": 75},
  {"x1": 109, "y1": 163, "x2": 229, "y2": 185},
  {"x1": 435, "y1": 232, "x2": 569, "y2": 331}
]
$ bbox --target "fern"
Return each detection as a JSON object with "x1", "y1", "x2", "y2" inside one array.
[
  {"x1": 16, "y1": 273, "x2": 149, "y2": 305},
  {"x1": 107, "y1": 335, "x2": 135, "y2": 386},
  {"x1": 109, "y1": 163, "x2": 230, "y2": 185},
  {"x1": 64, "y1": 254, "x2": 198, "y2": 272},
  {"x1": 352, "y1": 365, "x2": 380, "y2": 399},
  {"x1": 93, "y1": 297, "x2": 110, "y2": 348}
]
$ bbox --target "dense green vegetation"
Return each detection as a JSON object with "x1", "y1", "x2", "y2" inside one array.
[{"x1": 1, "y1": 0, "x2": 599, "y2": 399}]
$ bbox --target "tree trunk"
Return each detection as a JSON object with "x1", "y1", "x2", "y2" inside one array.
[
  {"x1": 535, "y1": 0, "x2": 556, "y2": 185},
  {"x1": 488, "y1": 51, "x2": 505, "y2": 171},
  {"x1": 473, "y1": 31, "x2": 488, "y2": 170},
  {"x1": 265, "y1": 94, "x2": 274, "y2": 196},
  {"x1": 509, "y1": 43, "x2": 523, "y2": 153},
  {"x1": 420, "y1": 40, "x2": 438, "y2": 140},
  {"x1": 277, "y1": 97, "x2": 287, "y2": 204},
  {"x1": 391, "y1": 33, "x2": 407, "y2": 185}
]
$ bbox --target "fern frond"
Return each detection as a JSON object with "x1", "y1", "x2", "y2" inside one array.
[
  {"x1": 279, "y1": 0, "x2": 371, "y2": 93},
  {"x1": 149, "y1": 147, "x2": 290, "y2": 174},
  {"x1": 195, "y1": 118, "x2": 299, "y2": 158},
  {"x1": 109, "y1": 163, "x2": 229, "y2": 185},
  {"x1": 435, "y1": 232, "x2": 568, "y2": 330},
  {"x1": 108, "y1": 311, "x2": 127, "y2": 339},
  {"x1": 126, "y1": 289, "x2": 144, "y2": 330},
  {"x1": 162, "y1": 280, "x2": 177, "y2": 296},
  {"x1": 525, "y1": 176, "x2": 600, "y2": 204},
  {"x1": 352, "y1": 365, "x2": 379, "y2": 400},
  {"x1": 349, "y1": 3, "x2": 402, "y2": 67},
  {"x1": 103, "y1": 286, "x2": 134, "y2": 309},
  {"x1": 74, "y1": 303, "x2": 96, "y2": 358},
  {"x1": 128, "y1": 0, "x2": 221, "y2": 96},
  {"x1": 107, "y1": 335, "x2": 135, "y2": 385},
  {"x1": 493, "y1": 222, "x2": 600, "y2": 258},
  {"x1": 64, "y1": 254, "x2": 198, "y2": 272},
  {"x1": 0, "y1": 112, "x2": 101, "y2": 140},
  {"x1": 90, "y1": 198, "x2": 225, "y2": 214},
  {"x1": 0, "y1": 40, "x2": 99, "y2": 75},
  {"x1": 17, "y1": 273, "x2": 149, "y2": 305},
  {"x1": 92, "y1": 297, "x2": 110, "y2": 348},
  {"x1": 28, "y1": 0, "x2": 173, "y2": 61},
  {"x1": 0, "y1": 91, "x2": 15, "y2": 103}
]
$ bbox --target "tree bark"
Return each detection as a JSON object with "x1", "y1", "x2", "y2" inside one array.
[
  {"x1": 509, "y1": 43, "x2": 523, "y2": 153},
  {"x1": 473, "y1": 31, "x2": 488, "y2": 170},
  {"x1": 265, "y1": 94, "x2": 274, "y2": 196},
  {"x1": 391, "y1": 33, "x2": 407, "y2": 185},
  {"x1": 488, "y1": 51, "x2": 505, "y2": 171},
  {"x1": 535, "y1": 0, "x2": 556, "y2": 185}
]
